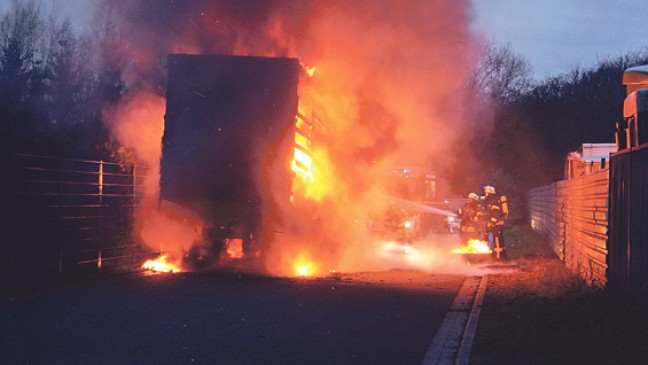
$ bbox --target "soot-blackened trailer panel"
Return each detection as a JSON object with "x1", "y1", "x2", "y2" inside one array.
[{"x1": 161, "y1": 54, "x2": 299, "y2": 223}]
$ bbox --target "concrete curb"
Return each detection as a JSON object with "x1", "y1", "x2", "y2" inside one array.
[
  {"x1": 456, "y1": 275, "x2": 488, "y2": 364},
  {"x1": 421, "y1": 275, "x2": 488, "y2": 365}
]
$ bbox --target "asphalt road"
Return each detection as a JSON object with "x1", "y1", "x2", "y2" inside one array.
[{"x1": 1, "y1": 268, "x2": 465, "y2": 365}]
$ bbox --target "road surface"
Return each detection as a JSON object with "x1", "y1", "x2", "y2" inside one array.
[{"x1": 2, "y1": 268, "x2": 466, "y2": 365}]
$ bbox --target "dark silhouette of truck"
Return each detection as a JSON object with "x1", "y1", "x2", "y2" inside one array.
[{"x1": 160, "y1": 54, "x2": 300, "y2": 266}]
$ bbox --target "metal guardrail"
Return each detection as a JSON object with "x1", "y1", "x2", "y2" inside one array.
[
  {"x1": 1, "y1": 153, "x2": 149, "y2": 277},
  {"x1": 528, "y1": 170, "x2": 609, "y2": 286},
  {"x1": 59, "y1": 247, "x2": 180, "y2": 274}
]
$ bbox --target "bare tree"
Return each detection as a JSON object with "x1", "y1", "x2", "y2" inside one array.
[{"x1": 472, "y1": 40, "x2": 533, "y2": 106}]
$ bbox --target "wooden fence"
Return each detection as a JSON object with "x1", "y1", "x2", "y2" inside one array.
[{"x1": 528, "y1": 170, "x2": 609, "y2": 286}]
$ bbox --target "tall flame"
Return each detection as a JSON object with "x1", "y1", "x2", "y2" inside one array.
[{"x1": 98, "y1": 0, "x2": 480, "y2": 277}]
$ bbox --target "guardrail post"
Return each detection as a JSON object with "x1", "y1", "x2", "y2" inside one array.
[
  {"x1": 99, "y1": 161, "x2": 104, "y2": 259},
  {"x1": 132, "y1": 163, "x2": 137, "y2": 267}
]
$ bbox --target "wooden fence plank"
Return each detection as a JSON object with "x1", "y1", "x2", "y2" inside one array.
[{"x1": 528, "y1": 170, "x2": 608, "y2": 286}]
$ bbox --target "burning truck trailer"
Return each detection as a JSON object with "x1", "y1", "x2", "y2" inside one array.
[{"x1": 159, "y1": 54, "x2": 302, "y2": 270}]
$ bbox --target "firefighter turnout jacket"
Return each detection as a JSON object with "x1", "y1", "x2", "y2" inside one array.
[
  {"x1": 484, "y1": 195, "x2": 506, "y2": 228},
  {"x1": 484, "y1": 193, "x2": 508, "y2": 259},
  {"x1": 458, "y1": 200, "x2": 481, "y2": 232}
]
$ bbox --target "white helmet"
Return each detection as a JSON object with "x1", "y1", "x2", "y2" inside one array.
[
  {"x1": 484, "y1": 185, "x2": 496, "y2": 195},
  {"x1": 468, "y1": 193, "x2": 479, "y2": 201}
]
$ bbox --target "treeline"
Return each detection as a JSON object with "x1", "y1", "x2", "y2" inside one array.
[
  {"x1": 0, "y1": 0, "x2": 124, "y2": 159},
  {"x1": 455, "y1": 43, "x2": 648, "y2": 215}
]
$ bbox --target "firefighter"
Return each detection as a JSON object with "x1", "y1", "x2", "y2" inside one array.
[
  {"x1": 483, "y1": 185, "x2": 508, "y2": 259},
  {"x1": 457, "y1": 193, "x2": 482, "y2": 245}
]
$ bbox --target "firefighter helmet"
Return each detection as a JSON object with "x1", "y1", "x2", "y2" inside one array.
[
  {"x1": 468, "y1": 193, "x2": 479, "y2": 201},
  {"x1": 484, "y1": 185, "x2": 496, "y2": 195}
]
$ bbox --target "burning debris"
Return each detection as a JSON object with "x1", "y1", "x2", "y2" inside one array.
[
  {"x1": 142, "y1": 255, "x2": 181, "y2": 273},
  {"x1": 452, "y1": 239, "x2": 492, "y2": 255},
  {"x1": 293, "y1": 255, "x2": 317, "y2": 277},
  {"x1": 225, "y1": 239, "x2": 245, "y2": 259}
]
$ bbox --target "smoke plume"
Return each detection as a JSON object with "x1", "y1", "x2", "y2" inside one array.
[{"x1": 97, "y1": 0, "x2": 481, "y2": 275}]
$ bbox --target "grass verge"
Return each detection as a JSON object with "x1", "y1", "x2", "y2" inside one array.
[{"x1": 470, "y1": 224, "x2": 648, "y2": 365}]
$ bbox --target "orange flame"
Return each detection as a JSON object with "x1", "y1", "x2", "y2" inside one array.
[
  {"x1": 304, "y1": 66, "x2": 317, "y2": 78},
  {"x1": 101, "y1": 1, "x2": 479, "y2": 278},
  {"x1": 300, "y1": 62, "x2": 317, "y2": 78},
  {"x1": 293, "y1": 255, "x2": 317, "y2": 277},
  {"x1": 226, "y1": 238, "x2": 244, "y2": 259},
  {"x1": 452, "y1": 239, "x2": 492, "y2": 254},
  {"x1": 292, "y1": 109, "x2": 314, "y2": 183},
  {"x1": 292, "y1": 148, "x2": 313, "y2": 181},
  {"x1": 142, "y1": 255, "x2": 182, "y2": 273}
]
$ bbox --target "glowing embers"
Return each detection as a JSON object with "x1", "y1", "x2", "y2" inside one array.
[
  {"x1": 452, "y1": 239, "x2": 492, "y2": 255},
  {"x1": 293, "y1": 255, "x2": 317, "y2": 277},
  {"x1": 142, "y1": 255, "x2": 182, "y2": 273}
]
